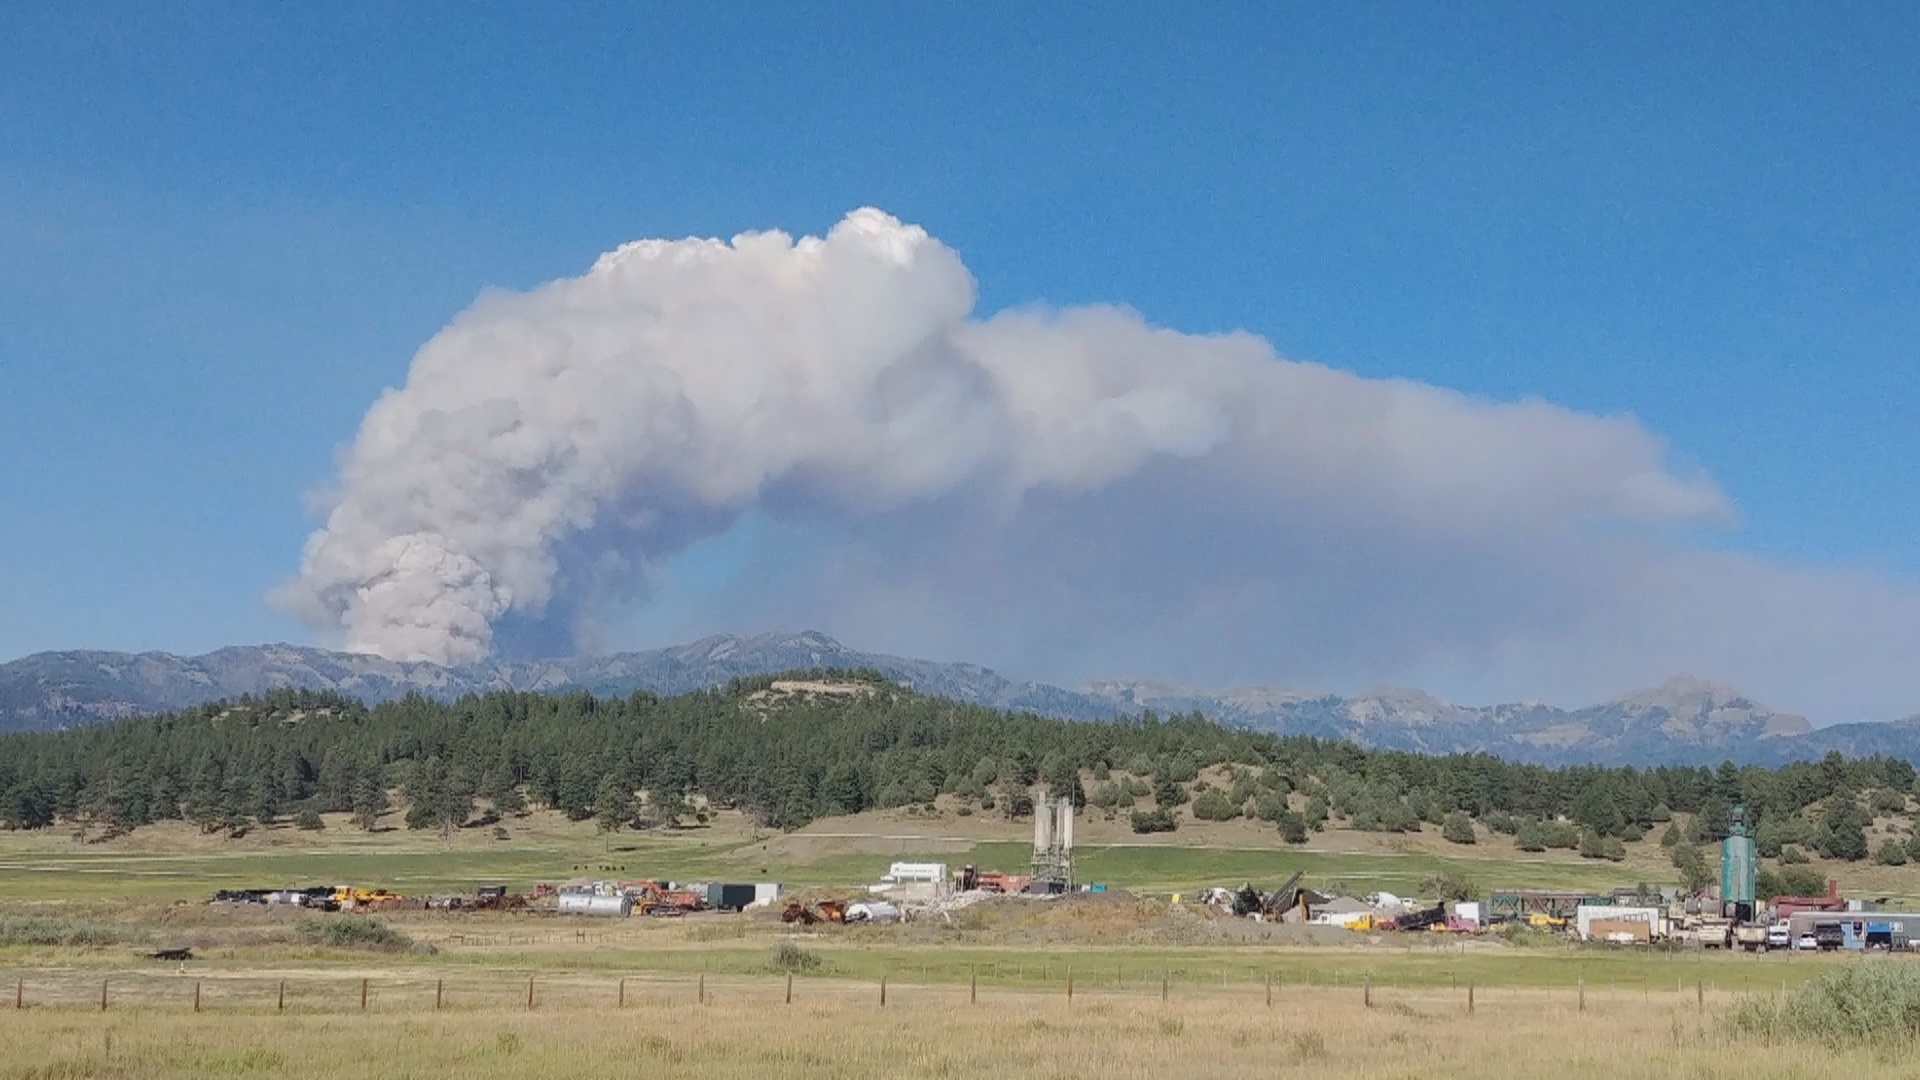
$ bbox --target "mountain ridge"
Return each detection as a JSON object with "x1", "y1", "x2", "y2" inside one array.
[{"x1": 0, "y1": 634, "x2": 1907, "y2": 765}]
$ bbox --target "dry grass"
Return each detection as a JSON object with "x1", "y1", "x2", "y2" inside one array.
[{"x1": 0, "y1": 980, "x2": 1903, "y2": 1079}]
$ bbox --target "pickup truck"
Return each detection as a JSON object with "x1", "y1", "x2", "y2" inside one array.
[{"x1": 1766, "y1": 921, "x2": 1791, "y2": 949}]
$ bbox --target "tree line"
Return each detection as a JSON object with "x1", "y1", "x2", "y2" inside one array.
[{"x1": 1, "y1": 671, "x2": 1915, "y2": 875}]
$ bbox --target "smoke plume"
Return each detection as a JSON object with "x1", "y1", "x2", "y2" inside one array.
[{"x1": 284, "y1": 208, "x2": 1920, "y2": 716}]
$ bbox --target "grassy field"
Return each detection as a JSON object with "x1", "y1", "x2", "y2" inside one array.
[
  {"x1": 13, "y1": 801, "x2": 1910, "y2": 904},
  {"x1": 6, "y1": 805, "x2": 1919, "y2": 1076},
  {"x1": 0, "y1": 977, "x2": 1907, "y2": 1079}
]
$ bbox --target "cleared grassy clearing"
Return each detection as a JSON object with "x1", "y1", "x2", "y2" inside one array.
[
  {"x1": 0, "y1": 980, "x2": 1907, "y2": 1080},
  {"x1": 0, "y1": 822, "x2": 1687, "y2": 904},
  {"x1": 10, "y1": 803, "x2": 1920, "y2": 908}
]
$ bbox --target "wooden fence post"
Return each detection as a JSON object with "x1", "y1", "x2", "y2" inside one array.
[
  {"x1": 618, "y1": 978, "x2": 625, "y2": 1008},
  {"x1": 361, "y1": 978, "x2": 369, "y2": 1011},
  {"x1": 527, "y1": 977, "x2": 535, "y2": 1010},
  {"x1": 193, "y1": 981, "x2": 202, "y2": 1013},
  {"x1": 1578, "y1": 977, "x2": 1585, "y2": 1012},
  {"x1": 1364, "y1": 975, "x2": 1371, "y2": 1008},
  {"x1": 697, "y1": 973, "x2": 705, "y2": 1006},
  {"x1": 1066, "y1": 967, "x2": 1073, "y2": 1005},
  {"x1": 1468, "y1": 982, "x2": 1475, "y2": 1013},
  {"x1": 1161, "y1": 971, "x2": 1169, "y2": 1002},
  {"x1": 435, "y1": 979, "x2": 443, "y2": 1010},
  {"x1": 100, "y1": 978, "x2": 108, "y2": 1012},
  {"x1": 278, "y1": 981, "x2": 285, "y2": 1012},
  {"x1": 970, "y1": 966, "x2": 977, "y2": 1005},
  {"x1": 880, "y1": 976, "x2": 888, "y2": 1008},
  {"x1": 1265, "y1": 972, "x2": 1272, "y2": 1008},
  {"x1": 13, "y1": 979, "x2": 20, "y2": 1010},
  {"x1": 1696, "y1": 979, "x2": 1703, "y2": 1011},
  {"x1": 785, "y1": 973, "x2": 793, "y2": 1005}
]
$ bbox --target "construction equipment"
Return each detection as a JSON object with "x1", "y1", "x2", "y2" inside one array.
[
  {"x1": 780, "y1": 898, "x2": 849, "y2": 925},
  {"x1": 1384, "y1": 905, "x2": 1447, "y2": 932},
  {"x1": 624, "y1": 880, "x2": 706, "y2": 916},
  {"x1": 331, "y1": 887, "x2": 402, "y2": 908}
]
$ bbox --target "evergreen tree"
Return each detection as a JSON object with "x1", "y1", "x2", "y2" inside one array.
[
  {"x1": 351, "y1": 770, "x2": 390, "y2": 832},
  {"x1": 594, "y1": 775, "x2": 635, "y2": 833}
]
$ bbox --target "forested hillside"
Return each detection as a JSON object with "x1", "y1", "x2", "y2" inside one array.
[{"x1": 2, "y1": 673, "x2": 1916, "y2": 878}]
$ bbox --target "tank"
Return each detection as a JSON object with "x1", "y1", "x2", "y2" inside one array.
[
  {"x1": 557, "y1": 892, "x2": 633, "y2": 917},
  {"x1": 1722, "y1": 807, "x2": 1757, "y2": 907}
]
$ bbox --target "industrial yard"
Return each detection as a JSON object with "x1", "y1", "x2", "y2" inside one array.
[{"x1": 8, "y1": 795, "x2": 1920, "y2": 1078}]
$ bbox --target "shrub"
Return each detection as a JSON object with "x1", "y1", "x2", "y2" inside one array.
[
  {"x1": 1872, "y1": 788, "x2": 1908, "y2": 815},
  {"x1": 1726, "y1": 963, "x2": 1920, "y2": 1048},
  {"x1": 1515, "y1": 820, "x2": 1547, "y2": 853},
  {"x1": 1275, "y1": 810, "x2": 1309, "y2": 844},
  {"x1": 1779, "y1": 845, "x2": 1810, "y2": 865},
  {"x1": 1671, "y1": 841, "x2": 1714, "y2": 892},
  {"x1": 294, "y1": 808, "x2": 325, "y2": 831},
  {"x1": 295, "y1": 917, "x2": 422, "y2": 953},
  {"x1": 1876, "y1": 840, "x2": 1909, "y2": 866},
  {"x1": 1130, "y1": 808, "x2": 1177, "y2": 834},
  {"x1": 0, "y1": 917, "x2": 146, "y2": 948},
  {"x1": 767, "y1": 941, "x2": 823, "y2": 973},
  {"x1": 1441, "y1": 811, "x2": 1476, "y2": 845},
  {"x1": 1421, "y1": 870, "x2": 1479, "y2": 902},
  {"x1": 1191, "y1": 789, "x2": 1240, "y2": 822},
  {"x1": 1757, "y1": 864, "x2": 1825, "y2": 900}
]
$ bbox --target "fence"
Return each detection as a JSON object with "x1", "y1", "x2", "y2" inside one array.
[{"x1": 0, "y1": 966, "x2": 1758, "y2": 1017}]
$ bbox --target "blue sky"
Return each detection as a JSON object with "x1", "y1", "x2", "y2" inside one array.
[{"x1": 2, "y1": 4, "x2": 1916, "y2": 713}]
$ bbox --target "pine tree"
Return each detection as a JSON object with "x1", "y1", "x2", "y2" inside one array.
[
  {"x1": 351, "y1": 769, "x2": 390, "y2": 832},
  {"x1": 594, "y1": 775, "x2": 635, "y2": 833}
]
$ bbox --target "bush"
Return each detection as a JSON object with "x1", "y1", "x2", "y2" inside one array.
[
  {"x1": 1129, "y1": 808, "x2": 1177, "y2": 834},
  {"x1": 1441, "y1": 811, "x2": 1476, "y2": 845},
  {"x1": 294, "y1": 808, "x2": 325, "y2": 831},
  {"x1": 1275, "y1": 810, "x2": 1309, "y2": 844},
  {"x1": 1757, "y1": 864, "x2": 1825, "y2": 900},
  {"x1": 767, "y1": 941, "x2": 824, "y2": 973},
  {"x1": 1779, "y1": 845, "x2": 1810, "y2": 865},
  {"x1": 1515, "y1": 820, "x2": 1547, "y2": 853},
  {"x1": 1191, "y1": 789, "x2": 1240, "y2": 822},
  {"x1": 295, "y1": 917, "x2": 422, "y2": 953},
  {"x1": 0, "y1": 917, "x2": 146, "y2": 948},
  {"x1": 1421, "y1": 870, "x2": 1479, "y2": 902},
  {"x1": 1877, "y1": 840, "x2": 1909, "y2": 866},
  {"x1": 1727, "y1": 963, "x2": 1920, "y2": 1048},
  {"x1": 1872, "y1": 788, "x2": 1908, "y2": 815}
]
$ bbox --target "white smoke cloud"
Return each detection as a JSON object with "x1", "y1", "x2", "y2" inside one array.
[{"x1": 278, "y1": 208, "x2": 1920, "y2": 720}]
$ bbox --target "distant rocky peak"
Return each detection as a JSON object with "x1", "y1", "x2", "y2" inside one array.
[{"x1": 1617, "y1": 674, "x2": 1763, "y2": 714}]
